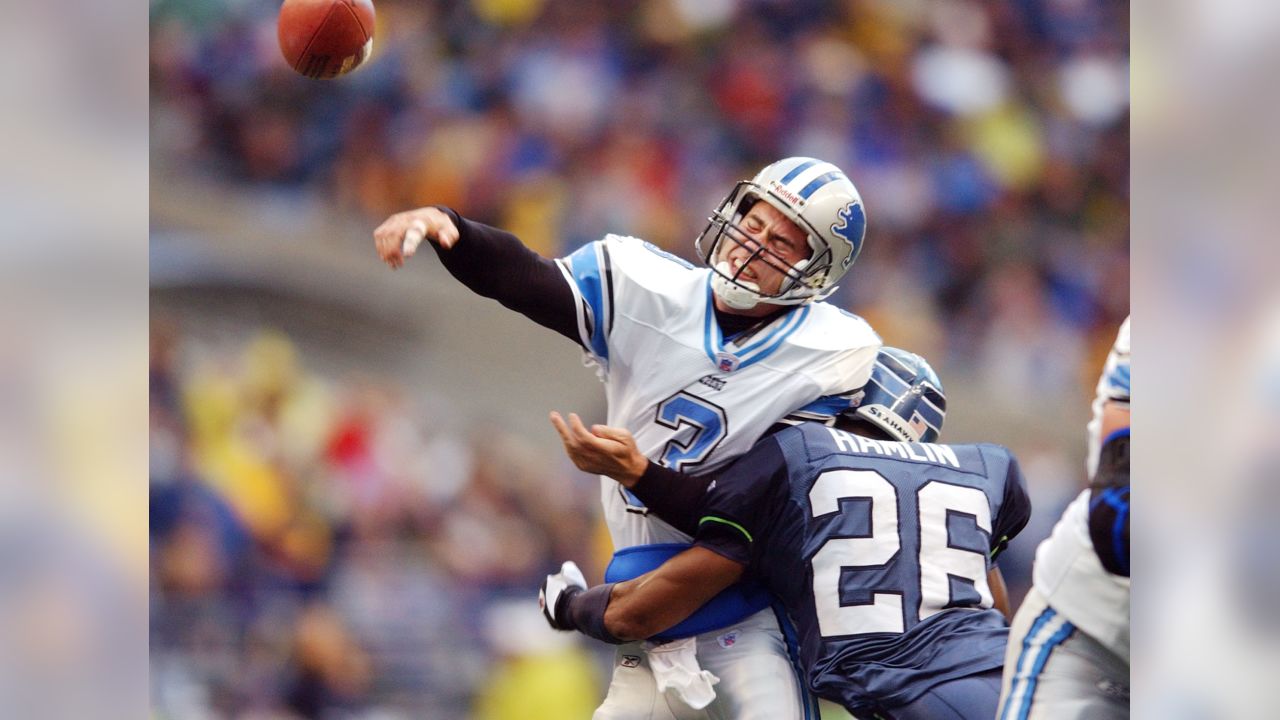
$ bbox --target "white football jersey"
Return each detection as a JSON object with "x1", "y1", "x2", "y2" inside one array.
[
  {"x1": 557, "y1": 235, "x2": 881, "y2": 548},
  {"x1": 1032, "y1": 489, "x2": 1130, "y2": 663},
  {"x1": 1086, "y1": 316, "x2": 1130, "y2": 478},
  {"x1": 1034, "y1": 315, "x2": 1131, "y2": 662}
]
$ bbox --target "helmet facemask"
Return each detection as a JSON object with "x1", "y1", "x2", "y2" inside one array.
[{"x1": 695, "y1": 181, "x2": 838, "y2": 309}]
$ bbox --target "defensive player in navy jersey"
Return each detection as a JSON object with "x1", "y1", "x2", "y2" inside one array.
[
  {"x1": 375, "y1": 158, "x2": 883, "y2": 719},
  {"x1": 543, "y1": 348, "x2": 1032, "y2": 720}
]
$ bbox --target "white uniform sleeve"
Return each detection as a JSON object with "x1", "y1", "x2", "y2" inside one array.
[{"x1": 1086, "y1": 316, "x2": 1131, "y2": 477}]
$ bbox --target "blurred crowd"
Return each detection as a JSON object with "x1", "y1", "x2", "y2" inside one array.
[
  {"x1": 150, "y1": 323, "x2": 605, "y2": 718},
  {"x1": 150, "y1": 0, "x2": 1129, "y2": 394}
]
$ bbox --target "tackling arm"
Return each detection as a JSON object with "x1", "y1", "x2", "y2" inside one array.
[
  {"x1": 549, "y1": 411, "x2": 710, "y2": 534},
  {"x1": 574, "y1": 546, "x2": 746, "y2": 642},
  {"x1": 988, "y1": 567, "x2": 1011, "y2": 619}
]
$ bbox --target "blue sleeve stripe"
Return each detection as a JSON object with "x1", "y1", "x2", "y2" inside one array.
[
  {"x1": 602, "y1": 245, "x2": 616, "y2": 336},
  {"x1": 1089, "y1": 486, "x2": 1130, "y2": 576},
  {"x1": 1106, "y1": 363, "x2": 1130, "y2": 397},
  {"x1": 1113, "y1": 503, "x2": 1129, "y2": 576},
  {"x1": 566, "y1": 242, "x2": 611, "y2": 362},
  {"x1": 792, "y1": 394, "x2": 856, "y2": 418},
  {"x1": 1102, "y1": 427, "x2": 1130, "y2": 446}
]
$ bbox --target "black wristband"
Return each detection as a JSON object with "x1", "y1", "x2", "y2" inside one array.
[{"x1": 562, "y1": 583, "x2": 623, "y2": 644}]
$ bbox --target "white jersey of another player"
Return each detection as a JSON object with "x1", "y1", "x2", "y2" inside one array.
[
  {"x1": 557, "y1": 234, "x2": 881, "y2": 549},
  {"x1": 1032, "y1": 317, "x2": 1131, "y2": 662},
  {"x1": 1031, "y1": 488, "x2": 1130, "y2": 663},
  {"x1": 1086, "y1": 316, "x2": 1131, "y2": 478},
  {"x1": 1000, "y1": 317, "x2": 1131, "y2": 720}
]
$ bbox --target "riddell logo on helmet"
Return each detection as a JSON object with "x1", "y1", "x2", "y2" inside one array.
[{"x1": 768, "y1": 181, "x2": 804, "y2": 207}]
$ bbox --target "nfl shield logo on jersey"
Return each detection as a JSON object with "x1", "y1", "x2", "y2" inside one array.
[
  {"x1": 717, "y1": 631, "x2": 739, "y2": 648},
  {"x1": 715, "y1": 352, "x2": 740, "y2": 373}
]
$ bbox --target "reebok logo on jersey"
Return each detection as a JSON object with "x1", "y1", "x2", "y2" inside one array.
[
  {"x1": 699, "y1": 374, "x2": 726, "y2": 391},
  {"x1": 620, "y1": 655, "x2": 641, "y2": 668}
]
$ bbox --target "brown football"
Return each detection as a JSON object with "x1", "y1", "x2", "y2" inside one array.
[{"x1": 277, "y1": 0, "x2": 375, "y2": 79}]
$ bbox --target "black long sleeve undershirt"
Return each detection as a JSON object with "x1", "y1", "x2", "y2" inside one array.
[
  {"x1": 428, "y1": 207, "x2": 790, "y2": 352},
  {"x1": 430, "y1": 207, "x2": 580, "y2": 343}
]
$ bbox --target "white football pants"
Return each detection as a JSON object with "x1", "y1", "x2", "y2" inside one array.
[
  {"x1": 592, "y1": 608, "x2": 813, "y2": 720},
  {"x1": 998, "y1": 588, "x2": 1129, "y2": 720}
]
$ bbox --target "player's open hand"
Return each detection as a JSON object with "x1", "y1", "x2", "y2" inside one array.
[
  {"x1": 372, "y1": 206, "x2": 461, "y2": 269},
  {"x1": 550, "y1": 411, "x2": 648, "y2": 486}
]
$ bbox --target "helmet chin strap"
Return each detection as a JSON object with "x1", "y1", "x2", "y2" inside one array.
[{"x1": 711, "y1": 261, "x2": 764, "y2": 310}]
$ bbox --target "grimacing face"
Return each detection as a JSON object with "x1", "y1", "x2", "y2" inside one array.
[{"x1": 716, "y1": 200, "x2": 812, "y2": 297}]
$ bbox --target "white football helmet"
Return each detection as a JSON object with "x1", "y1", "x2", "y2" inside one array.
[{"x1": 695, "y1": 157, "x2": 867, "y2": 308}]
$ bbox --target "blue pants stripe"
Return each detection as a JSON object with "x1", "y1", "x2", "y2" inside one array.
[{"x1": 1000, "y1": 606, "x2": 1076, "y2": 720}]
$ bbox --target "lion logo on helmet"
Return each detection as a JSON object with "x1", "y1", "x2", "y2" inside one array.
[{"x1": 830, "y1": 201, "x2": 865, "y2": 269}]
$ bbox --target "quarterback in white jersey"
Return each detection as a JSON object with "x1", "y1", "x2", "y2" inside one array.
[
  {"x1": 999, "y1": 316, "x2": 1130, "y2": 720},
  {"x1": 557, "y1": 233, "x2": 880, "y2": 549},
  {"x1": 374, "y1": 157, "x2": 881, "y2": 720}
]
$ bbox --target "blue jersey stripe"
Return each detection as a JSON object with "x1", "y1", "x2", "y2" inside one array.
[
  {"x1": 779, "y1": 158, "x2": 819, "y2": 185},
  {"x1": 798, "y1": 171, "x2": 844, "y2": 199},
  {"x1": 734, "y1": 305, "x2": 804, "y2": 356},
  {"x1": 701, "y1": 277, "x2": 810, "y2": 372},
  {"x1": 735, "y1": 305, "x2": 811, "y2": 371},
  {"x1": 566, "y1": 242, "x2": 610, "y2": 362}
]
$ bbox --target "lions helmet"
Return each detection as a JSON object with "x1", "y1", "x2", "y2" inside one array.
[
  {"x1": 695, "y1": 157, "x2": 867, "y2": 309},
  {"x1": 843, "y1": 347, "x2": 946, "y2": 443}
]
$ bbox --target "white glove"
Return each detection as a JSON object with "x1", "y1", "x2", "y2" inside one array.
[
  {"x1": 647, "y1": 637, "x2": 720, "y2": 710},
  {"x1": 539, "y1": 560, "x2": 587, "y2": 630}
]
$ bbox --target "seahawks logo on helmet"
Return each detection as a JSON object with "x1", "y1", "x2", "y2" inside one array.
[{"x1": 831, "y1": 201, "x2": 865, "y2": 270}]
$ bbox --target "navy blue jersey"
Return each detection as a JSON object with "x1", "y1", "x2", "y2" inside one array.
[{"x1": 691, "y1": 423, "x2": 1031, "y2": 712}]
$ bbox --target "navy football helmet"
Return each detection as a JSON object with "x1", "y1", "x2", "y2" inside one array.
[{"x1": 843, "y1": 347, "x2": 946, "y2": 443}]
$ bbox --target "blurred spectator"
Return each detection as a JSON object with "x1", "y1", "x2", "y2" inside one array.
[{"x1": 150, "y1": 327, "x2": 601, "y2": 717}]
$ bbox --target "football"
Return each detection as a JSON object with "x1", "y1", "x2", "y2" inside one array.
[{"x1": 277, "y1": 0, "x2": 375, "y2": 79}]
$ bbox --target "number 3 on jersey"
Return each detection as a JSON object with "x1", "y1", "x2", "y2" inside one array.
[
  {"x1": 809, "y1": 469, "x2": 994, "y2": 637},
  {"x1": 656, "y1": 392, "x2": 728, "y2": 472}
]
